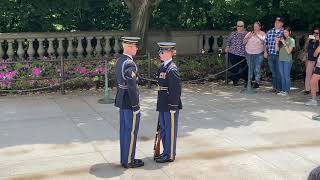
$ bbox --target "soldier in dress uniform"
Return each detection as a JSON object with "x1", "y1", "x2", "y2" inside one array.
[
  {"x1": 154, "y1": 42, "x2": 182, "y2": 163},
  {"x1": 114, "y1": 37, "x2": 144, "y2": 168}
]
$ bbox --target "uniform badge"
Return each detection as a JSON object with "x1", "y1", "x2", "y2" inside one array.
[{"x1": 159, "y1": 72, "x2": 166, "y2": 79}]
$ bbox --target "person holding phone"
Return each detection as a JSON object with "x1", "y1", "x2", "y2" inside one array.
[
  {"x1": 276, "y1": 27, "x2": 295, "y2": 96},
  {"x1": 243, "y1": 21, "x2": 266, "y2": 88},
  {"x1": 264, "y1": 17, "x2": 284, "y2": 92},
  {"x1": 303, "y1": 28, "x2": 320, "y2": 95},
  {"x1": 305, "y1": 45, "x2": 320, "y2": 106}
]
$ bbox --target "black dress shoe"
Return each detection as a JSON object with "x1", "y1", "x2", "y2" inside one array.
[
  {"x1": 253, "y1": 82, "x2": 260, "y2": 89},
  {"x1": 154, "y1": 153, "x2": 164, "y2": 160},
  {"x1": 233, "y1": 81, "x2": 239, "y2": 86},
  {"x1": 155, "y1": 156, "x2": 174, "y2": 163},
  {"x1": 122, "y1": 159, "x2": 144, "y2": 168}
]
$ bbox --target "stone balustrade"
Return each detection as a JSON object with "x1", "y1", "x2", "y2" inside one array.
[
  {"x1": 0, "y1": 31, "x2": 306, "y2": 60},
  {"x1": 0, "y1": 31, "x2": 128, "y2": 60}
]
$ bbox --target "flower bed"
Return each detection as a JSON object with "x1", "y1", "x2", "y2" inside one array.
[{"x1": 0, "y1": 53, "x2": 306, "y2": 93}]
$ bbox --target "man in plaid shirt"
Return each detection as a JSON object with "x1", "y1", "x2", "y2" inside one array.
[{"x1": 264, "y1": 17, "x2": 284, "y2": 92}]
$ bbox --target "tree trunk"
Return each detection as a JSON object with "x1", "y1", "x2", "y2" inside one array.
[{"x1": 124, "y1": 0, "x2": 161, "y2": 53}]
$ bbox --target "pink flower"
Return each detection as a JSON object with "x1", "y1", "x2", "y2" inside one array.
[
  {"x1": 0, "y1": 73, "x2": 5, "y2": 79},
  {"x1": 5, "y1": 71, "x2": 16, "y2": 80},
  {"x1": 95, "y1": 67, "x2": 105, "y2": 75},
  {"x1": 32, "y1": 67, "x2": 42, "y2": 77},
  {"x1": 0, "y1": 65, "x2": 7, "y2": 70},
  {"x1": 74, "y1": 66, "x2": 87, "y2": 75}
]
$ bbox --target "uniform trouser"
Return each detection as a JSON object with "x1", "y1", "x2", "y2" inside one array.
[
  {"x1": 159, "y1": 111, "x2": 179, "y2": 160},
  {"x1": 119, "y1": 109, "x2": 141, "y2": 165}
]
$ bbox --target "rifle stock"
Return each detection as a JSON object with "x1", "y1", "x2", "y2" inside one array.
[{"x1": 153, "y1": 115, "x2": 161, "y2": 158}]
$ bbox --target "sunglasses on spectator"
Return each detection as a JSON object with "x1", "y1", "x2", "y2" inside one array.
[
  {"x1": 237, "y1": 25, "x2": 243, "y2": 27},
  {"x1": 314, "y1": 32, "x2": 319, "y2": 34}
]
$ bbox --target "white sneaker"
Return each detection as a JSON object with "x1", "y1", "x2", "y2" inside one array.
[
  {"x1": 277, "y1": 91, "x2": 288, "y2": 96},
  {"x1": 305, "y1": 99, "x2": 318, "y2": 106}
]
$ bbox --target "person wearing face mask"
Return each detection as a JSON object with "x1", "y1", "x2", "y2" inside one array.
[
  {"x1": 114, "y1": 37, "x2": 144, "y2": 168},
  {"x1": 154, "y1": 42, "x2": 182, "y2": 163}
]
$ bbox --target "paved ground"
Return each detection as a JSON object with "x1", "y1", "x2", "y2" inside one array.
[{"x1": 0, "y1": 82, "x2": 320, "y2": 180}]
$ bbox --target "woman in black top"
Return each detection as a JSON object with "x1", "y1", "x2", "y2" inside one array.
[{"x1": 304, "y1": 28, "x2": 320, "y2": 94}]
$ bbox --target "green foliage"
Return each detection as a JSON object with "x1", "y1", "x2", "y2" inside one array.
[
  {"x1": 0, "y1": 0, "x2": 319, "y2": 33},
  {"x1": 0, "y1": 0, "x2": 130, "y2": 32}
]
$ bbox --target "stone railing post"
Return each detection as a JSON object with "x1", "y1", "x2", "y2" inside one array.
[
  {"x1": 77, "y1": 37, "x2": 84, "y2": 58},
  {"x1": 67, "y1": 37, "x2": 74, "y2": 59},
  {"x1": 104, "y1": 36, "x2": 111, "y2": 56},
  {"x1": 27, "y1": 39, "x2": 35, "y2": 60},
  {"x1": 17, "y1": 40, "x2": 25, "y2": 59},
  {"x1": 7, "y1": 40, "x2": 15, "y2": 60},
  {"x1": 114, "y1": 36, "x2": 120, "y2": 55},
  {"x1": 95, "y1": 37, "x2": 102, "y2": 57},
  {"x1": 86, "y1": 36, "x2": 93, "y2": 58},
  {"x1": 47, "y1": 38, "x2": 55, "y2": 58},
  {"x1": 57, "y1": 38, "x2": 64, "y2": 58},
  {"x1": 38, "y1": 38, "x2": 45, "y2": 59}
]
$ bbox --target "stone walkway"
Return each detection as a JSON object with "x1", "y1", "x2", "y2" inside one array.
[{"x1": 0, "y1": 83, "x2": 319, "y2": 180}]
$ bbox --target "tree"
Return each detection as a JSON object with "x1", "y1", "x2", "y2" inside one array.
[{"x1": 124, "y1": 0, "x2": 161, "y2": 49}]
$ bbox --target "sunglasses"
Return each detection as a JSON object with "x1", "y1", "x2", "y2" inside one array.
[
  {"x1": 314, "y1": 32, "x2": 319, "y2": 35},
  {"x1": 237, "y1": 25, "x2": 243, "y2": 27}
]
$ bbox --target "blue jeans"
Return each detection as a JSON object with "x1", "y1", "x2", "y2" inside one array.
[
  {"x1": 278, "y1": 61, "x2": 292, "y2": 93},
  {"x1": 268, "y1": 55, "x2": 281, "y2": 90},
  {"x1": 246, "y1": 53, "x2": 263, "y2": 83}
]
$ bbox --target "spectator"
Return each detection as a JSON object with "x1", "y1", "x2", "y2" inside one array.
[
  {"x1": 305, "y1": 45, "x2": 320, "y2": 106},
  {"x1": 243, "y1": 21, "x2": 266, "y2": 88},
  {"x1": 303, "y1": 28, "x2": 320, "y2": 95},
  {"x1": 276, "y1": 27, "x2": 295, "y2": 96},
  {"x1": 264, "y1": 17, "x2": 284, "y2": 92},
  {"x1": 225, "y1": 21, "x2": 248, "y2": 86}
]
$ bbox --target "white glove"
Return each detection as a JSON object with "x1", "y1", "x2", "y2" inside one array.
[
  {"x1": 133, "y1": 110, "x2": 140, "y2": 115},
  {"x1": 170, "y1": 110, "x2": 176, "y2": 114}
]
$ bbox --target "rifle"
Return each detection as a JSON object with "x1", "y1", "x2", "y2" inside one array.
[{"x1": 153, "y1": 115, "x2": 161, "y2": 159}]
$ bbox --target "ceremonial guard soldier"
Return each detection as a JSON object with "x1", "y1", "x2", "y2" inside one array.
[
  {"x1": 115, "y1": 37, "x2": 144, "y2": 168},
  {"x1": 154, "y1": 42, "x2": 182, "y2": 163}
]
